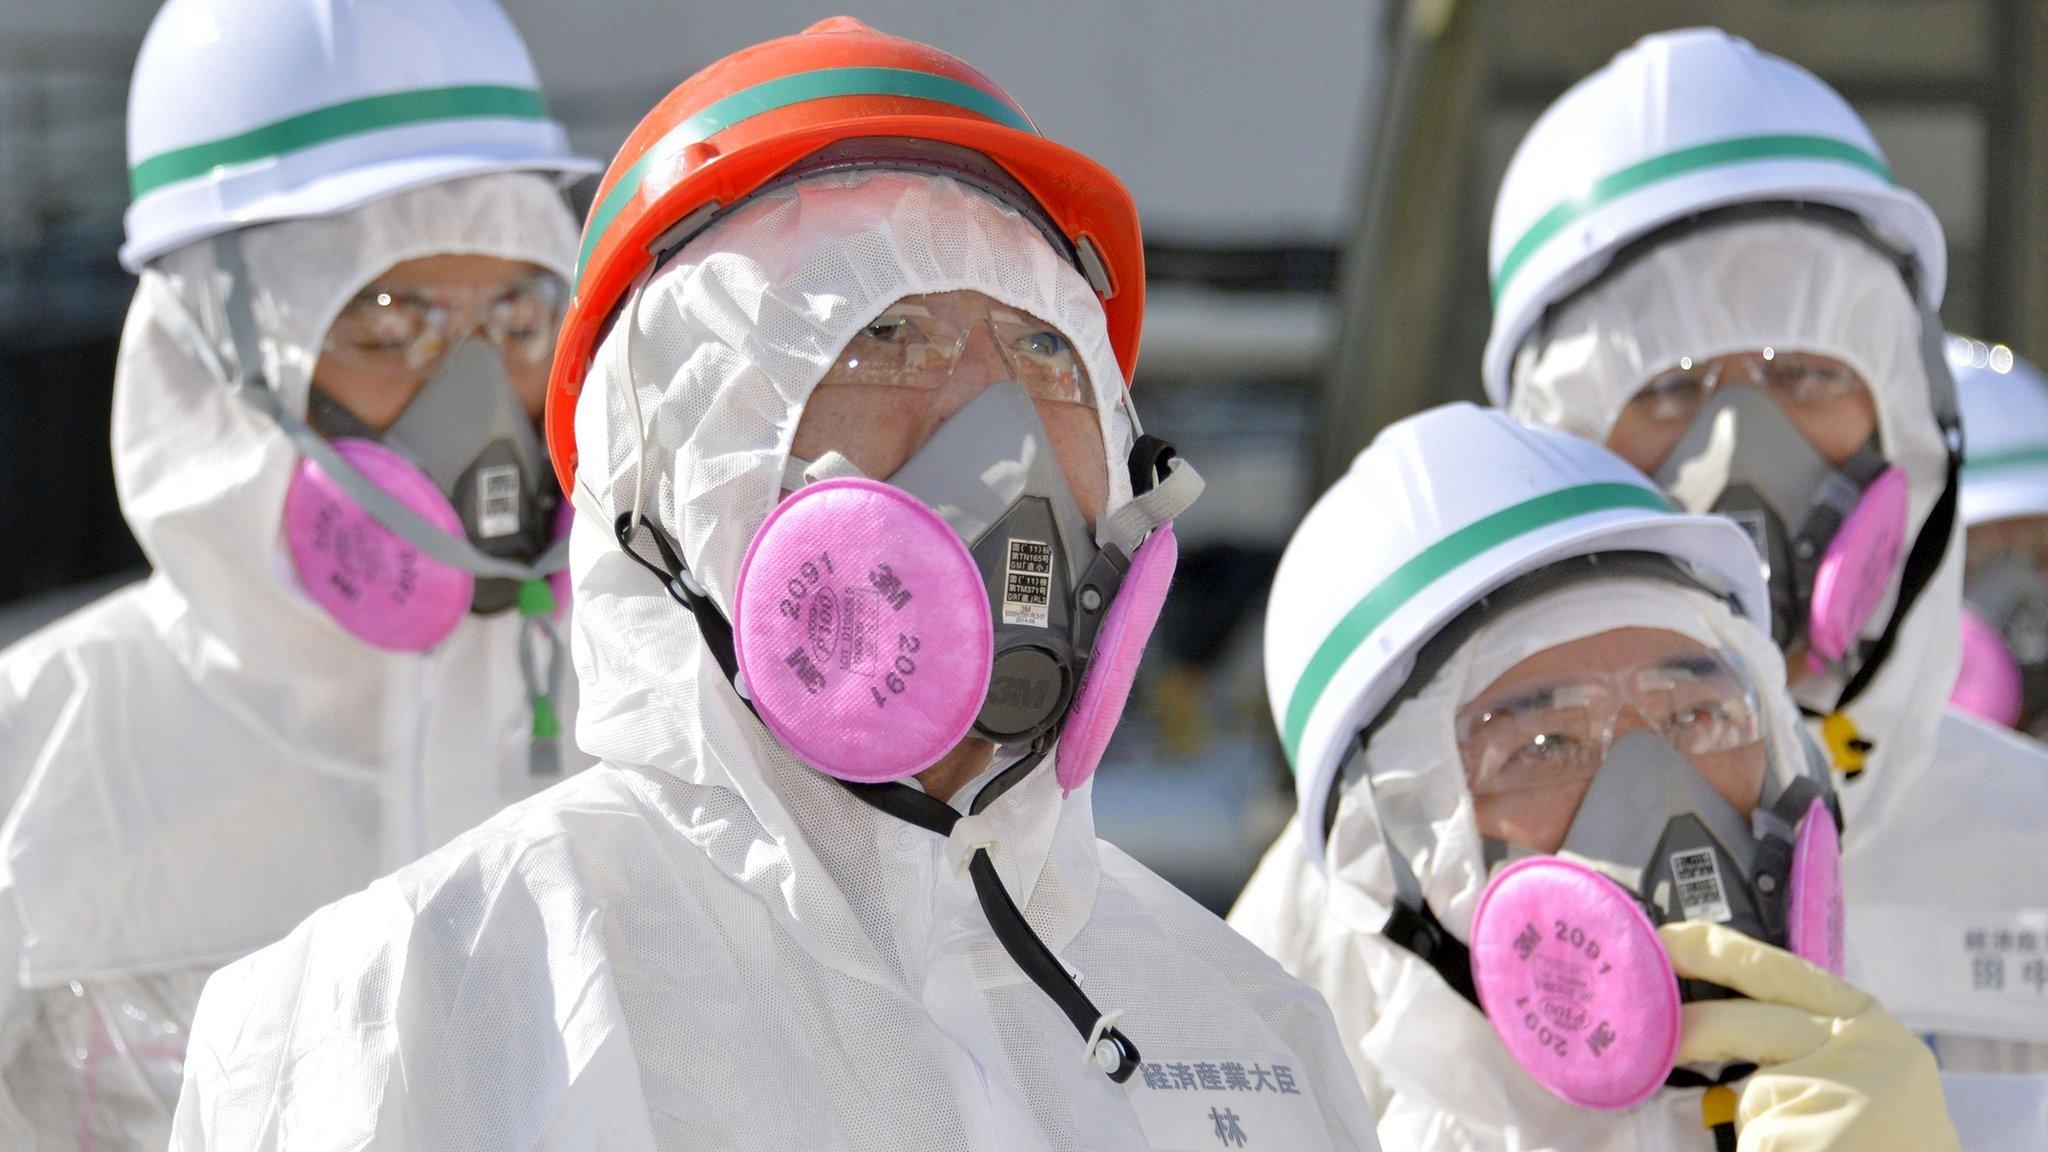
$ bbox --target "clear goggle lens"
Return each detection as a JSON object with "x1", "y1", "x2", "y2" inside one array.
[
  {"x1": 322, "y1": 273, "x2": 568, "y2": 377},
  {"x1": 1455, "y1": 649, "x2": 1763, "y2": 797},
  {"x1": 833, "y1": 298, "x2": 1092, "y2": 409},
  {"x1": 1625, "y1": 348, "x2": 1868, "y2": 426}
]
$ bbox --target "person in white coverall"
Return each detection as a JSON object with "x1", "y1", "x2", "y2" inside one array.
[
  {"x1": 1473, "y1": 29, "x2": 2048, "y2": 1133},
  {"x1": 167, "y1": 19, "x2": 1382, "y2": 1152},
  {"x1": 1231, "y1": 402, "x2": 1958, "y2": 1151},
  {"x1": 0, "y1": 0, "x2": 597, "y2": 1148},
  {"x1": 1948, "y1": 338, "x2": 2048, "y2": 739}
]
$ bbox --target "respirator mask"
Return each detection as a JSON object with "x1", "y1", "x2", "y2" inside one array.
[
  {"x1": 1355, "y1": 558, "x2": 1842, "y2": 1112},
  {"x1": 143, "y1": 239, "x2": 574, "y2": 772},
  {"x1": 600, "y1": 246, "x2": 1200, "y2": 1084}
]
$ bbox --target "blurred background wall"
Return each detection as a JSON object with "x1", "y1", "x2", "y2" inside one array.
[{"x1": 1, "y1": 0, "x2": 2042, "y2": 907}]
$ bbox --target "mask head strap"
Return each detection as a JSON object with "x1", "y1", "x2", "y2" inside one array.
[
  {"x1": 1514, "y1": 203, "x2": 1964, "y2": 739},
  {"x1": 1349, "y1": 724, "x2": 1482, "y2": 1009},
  {"x1": 1330, "y1": 554, "x2": 1743, "y2": 1009},
  {"x1": 840, "y1": 743, "x2": 1142, "y2": 1082},
  {"x1": 173, "y1": 235, "x2": 567, "y2": 584},
  {"x1": 1828, "y1": 304, "x2": 1964, "y2": 724}
]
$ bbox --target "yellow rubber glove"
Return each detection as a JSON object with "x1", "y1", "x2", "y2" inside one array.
[{"x1": 1659, "y1": 922, "x2": 1959, "y2": 1152}]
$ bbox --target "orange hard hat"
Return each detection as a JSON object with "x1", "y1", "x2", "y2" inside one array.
[{"x1": 546, "y1": 16, "x2": 1145, "y2": 495}]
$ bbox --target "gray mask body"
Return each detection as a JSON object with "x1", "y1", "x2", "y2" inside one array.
[
  {"x1": 1654, "y1": 385, "x2": 1888, "y2": 650},
  {"x1": 1535, "y1": 730, "x2": 1827, "y2": 958},
  {"x1": 885, "y1": 381, "x2": 1127, "y2": 744},
  {"x1": 310, "y1": 339, "x2": 557, "y2": 613}
]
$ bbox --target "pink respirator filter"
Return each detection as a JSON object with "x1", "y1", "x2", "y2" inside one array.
[
  {"x1": 1951, "y1": 608, "x2": 2024, "y2": 728},
  {"x1": 1054, "y1": 523, "x2": 1178, "y2": 793},
  {"x1": 733, "y1": 478, "x2": 992, "y2": 783},
  {"x1": 283, "y1": 437, "x2": 473, "y2": 652},
  {"x1": 1785, "y1": 797, "x2": 1847, "y2": 976},
  {"x1": 1807, "y1": 465, "x2": 1909, "y2": 665},
  {"x1": 547, "y1": 500, "x2": 574, "y2": 617},
  {"x1": 1469, "y1": 857, "x2": 1682, "y2": 1111}
]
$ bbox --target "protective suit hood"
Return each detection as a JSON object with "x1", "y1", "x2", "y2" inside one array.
[
  {"x1": 169, "y1": 167, "x2": 1382, "y2": 1152},
  {"x1": 0, "y1": 172, "x2": 580, "y2": 981},
  {"x1": 567, "y1": 168, "x2": 1138, "y2": 968},
  {"x1": 1233, "y1": 576, "x2": 1814, "y2": 1149},
  {"x1": 1508, "y1": 215, "x2": 1962, "y2": 792}
]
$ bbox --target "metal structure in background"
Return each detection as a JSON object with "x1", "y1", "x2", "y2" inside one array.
[
  {"x1": 1319, "y1": 0, "x2": 2048, "y2": 484},
  {"x1": 0, "y1": 30, "x2": 140, "y2": 610}
]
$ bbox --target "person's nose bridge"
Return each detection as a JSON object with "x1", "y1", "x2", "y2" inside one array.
[
  {"x1": 949, "y1": 309, "x2": 1013, "y2": 387},
  {"x1": 1705, "y1": 351, "x2": 1769, "y2": 398},
  {"x1": 1607, "y1": 700, "x2": 1656, "y2": 741}
]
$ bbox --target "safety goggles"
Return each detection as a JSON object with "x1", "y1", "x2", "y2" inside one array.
[
  {"x1": 832, "y1": 295, "x2": 1092, "y2": 408},
  {"x1": 1623, "y1": 348, "x2": 1868, "y2": 428},
  {"x1": 1455, "y1": 649, "x2": 1763, "y2": 797},
  {"x1": 322, "y1": 272, "x2": 568, "y2": 378}
]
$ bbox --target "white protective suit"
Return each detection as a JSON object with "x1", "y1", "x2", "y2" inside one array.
[
  {"x1": 168, "y1": 170, "x2": 1382, "y2": 1152},
  {"x1": 1508, "y1": 218, "x2": 2048, "y2": 1086},
  {"x1": 0, "y1": 173, "x2": 587, "y2": 1151},
  {"x1": 1232, "y1": 576, "x2": 1816, "y2": 1150}
]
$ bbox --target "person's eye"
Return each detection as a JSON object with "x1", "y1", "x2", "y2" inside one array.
[
  {"x1": 1633, "y1": 370, "x2": 1706, "y2": 421},
  {"x1": 1662, "y1": 702, "x2": 1748, "y2": 752},
  {"x1": 1502, "y1": 731, "x2": 1583, "y2": 775},
  {"x1": 861, "y1": 315, "x2": 916, "y2": 343},
  {"x1": 1667, "y1": 703, "x2": 1729, "y2": 730},
  {"x1": 1777, "y1": 366, "x2": 1857, "y2": 407},
  {"x1": 1013, "y1": 329, "x2": 1071, "y2": 359}
]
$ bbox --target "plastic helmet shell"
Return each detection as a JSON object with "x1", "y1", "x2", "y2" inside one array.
[
  {"x1": 545, "y1": 17, "x2": 1145, "y2": 496},
  {"x1": 1482, "y1": 27, "x2": 1944, "y2": 407},
  {"x1": 1952, "y1": 334, "x2": 2048, "y2": 528},
  {"x1": 122, "y1": 0, "x2": 599, "y2": 271},
  {"x1": 1266, "y1": 403, "x2": 1772, "y2": 869}
]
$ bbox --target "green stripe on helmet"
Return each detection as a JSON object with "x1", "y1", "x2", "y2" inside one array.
[
  {"x1": 129, "y1": 85, "x2": 550, "y2": 198},
  {"x1": 1963, "y1": 445, "x2": 2048, "y2": 478},
  {"x1": 1491, "y1": 134, "x2": 1895, "y2": 307},
  {"x1": 1280, "y1": 482, "x2": 1674, "y2": 766},
  {"x1": 576, "y1": 66, "x2": 1038, "y2": 285}
]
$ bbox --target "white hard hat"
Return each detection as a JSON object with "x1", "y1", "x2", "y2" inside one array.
[
  {"x1": 1952, "y1": 334, "x2": 2048, "y2": 527},
  {"x1": 1267, "y1": 403, "x2": 1771, "y2": 868},
  {"x1": 1482, "y1": 27, "x2": 1945, "y2": 407},
  {"x1": 121, "y1": 0, "x2": 601, "y2": 272}
]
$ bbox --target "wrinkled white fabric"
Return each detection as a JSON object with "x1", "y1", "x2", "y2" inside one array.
[
  {"x1": 1509, "y1": 217, "x2": 1954, "y2": 707},
  {"x1": 1232, "y1": 576, "x2": 1812, "y2": 1150},
  {"x1": 171, "y1": 171, "x2": 1381, "y2": 1152},
  {"x1": 1506, "y1": 217, "x2": 1957, "y2": 759},
  {"x1": 1505, "y1": 215, "x2": 2048, "y2": 1075},
  {"x1": 1846, "y1": 709, "x2": 2048, "y2": 1067},
  {"x1": 0, "y1": 172, "x2": 586, "y2": 1152}
]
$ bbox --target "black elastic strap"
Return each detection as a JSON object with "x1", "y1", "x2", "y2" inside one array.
[
  {"x1": 1381, "y1": 899, "x2": 1479, "y2": 1009},
  {"x1": 1835, "y1": 444, "x2": 1960, "y2": 711},
  {"x1": 616, "y1": 509, "x2": 1141, "y2": 1082},
  {"x1": 841, "y1": 746, "x2": 1141, "y2": 1083},
  {"x1": 1667, "y1": 1063, "x2": 1755, "y2": 1152},
  {"x1": 614, "y1": 512, "x2": 742, "y2": 686},
  {"x1": 1127, "y1": 434, "x2": 1179, "y2": 496}
]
